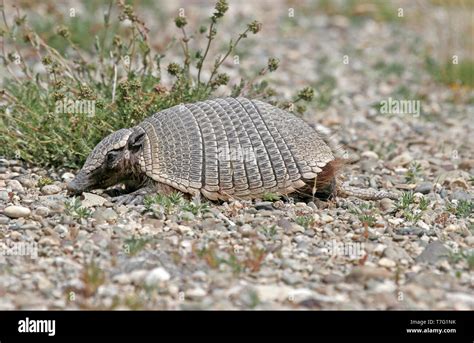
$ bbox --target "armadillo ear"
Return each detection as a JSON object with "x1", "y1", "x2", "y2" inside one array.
[{"x1": 127, "y1": 131, "x2": 145, "y2": 152}]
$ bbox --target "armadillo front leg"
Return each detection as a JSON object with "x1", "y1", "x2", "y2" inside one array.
[{"x1": 111, "y1": 180, "x2": 182, "y2": 205}]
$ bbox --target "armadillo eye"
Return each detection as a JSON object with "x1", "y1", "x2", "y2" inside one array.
[{"x1": 106, "y1": 151, "x2": 119, "y2": 165}]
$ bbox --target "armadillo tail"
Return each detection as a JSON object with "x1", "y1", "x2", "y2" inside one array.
[{"x1": 336, "y1": 184, "x2": 399, "y2": 200}]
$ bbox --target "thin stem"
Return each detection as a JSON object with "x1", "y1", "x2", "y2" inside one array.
[
  {"x1": 240, "y1": 66, "x2": 268, "y2": 96},
  {"x1": 205, "y1": 27, "x2": 250, "y2": 90},
  {"x1": 197, "y1": 21, "x2": 215, "y2": 86},
  {"x1": 101, "y1": 0, "x2": 114, "y2": 61},
  {"x1": 180, "y1": 26, "x2": 191, "y2": 80}
]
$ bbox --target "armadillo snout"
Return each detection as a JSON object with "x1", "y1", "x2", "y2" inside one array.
[
  {"x1": 66, "y1": 172, "x2": 91, "y2": 195},
  {"x1": 66, "y1": 179, "x2": 83, "y2": 195}
]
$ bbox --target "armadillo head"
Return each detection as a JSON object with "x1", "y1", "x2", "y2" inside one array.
[{"x1": 67, "y1": 128, "x2": 145, "y2": 195}]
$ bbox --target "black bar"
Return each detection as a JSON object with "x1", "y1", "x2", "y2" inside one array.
[{"x1": 0, "y1": 310, "x2": 472, "y2": 339}]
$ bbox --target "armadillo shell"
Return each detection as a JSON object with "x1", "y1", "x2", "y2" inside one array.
[{"x1": 135, "y1": 97, "x2": 335, "y2": 200}]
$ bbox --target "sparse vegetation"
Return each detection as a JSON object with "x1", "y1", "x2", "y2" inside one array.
[
  {"x1": 123, "y1": 236, "x2": 151, "y2": 256},
  {"x1": 405, "y1": 161, "x2": 423, "y2": 184},
  {"x1": 195, "y1": 242, "x2": 266, "y2": 274},
  {"x1": 374, "y1": 61, "x2": 405, "y2": 77},
  {"x1": 81, "y1": 259, "x2": 105, "y2": 297},
  {"x1": 396, "y1": 191, "x2": 430, "y2": 223},
  {"x1": 426, "y1": 57, "x2": 474, "y2": 88},
  {"x1": 260, "y1": 225, "x2": 277, "y2": 239},
  {"x1": 64, "y1": 197, "x2": 91, "y2": 219},
  {"x1": 295, "y1": 215, "x2": 315, "y2": 229},
  {"x1": 144, "y1": 192, "x2": 184, "y2": 214},
  {"x1": 450, "y1": 249, "x2": 474, "y2": 270},
  {"x1": 181, "y1": 201, "x2": 210, "y2": 216},
  {"x1": 446, "y1": 200, "x2": 474, "y2": 218},
  {"x1": 349, "y1": 202, "x2": 377, "y2": 230},
  {"x1": 144, "y1": 192, "x2": 209, "y2": 217},
  {"x1": 37, "y1": 177, "x2": 53, "y2": 188},
  {"x1": 262, "y1": 192, "x2": 281, "y2": 202},
  {"x1": 0, "y1": 0, "x2": 315, "y2": 168}
]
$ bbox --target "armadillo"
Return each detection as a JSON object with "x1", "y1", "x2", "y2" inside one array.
[{"x1": 67, "y1": 97, "x2": 398, "y2": 203}]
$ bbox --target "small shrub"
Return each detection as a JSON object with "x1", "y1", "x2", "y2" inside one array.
[
  {"x1": 396, "y1": 191, "x2": 431, "y2": 223},
  {"x1": 405, "y1": 162, "x2": 422, "y2": 184},
  {"x1": 123, "y1": 236, "x2": 151, "y2": 256},
  {"x1": 295, "y1": 215, "x2": 315, "y2": 229},
  {"x1": 64, "y1": 197, "x2": 91, "y2": 219},
  {"x1": 37, "y1": 177, "x2": 53, "y2": 188},
  {"x1": 446, "y1": 200, "x2": 474, "y2": 218},
  {"x1": 81, "y1": 259, "x2": 105, "y2": 297},
  {"x1": 350, "y1": 202, "x2": 377, "y2": 228},
  {"x1": 426, "y1": 57, "x2": 474, "y2": 88},
  {"x1": 262, "y1": 192, "x2": 281, "y2": 202}
]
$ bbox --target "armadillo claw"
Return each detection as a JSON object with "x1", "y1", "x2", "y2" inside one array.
[{"x1": 111, "y1": 192, "x2": 146, "y2": 205}]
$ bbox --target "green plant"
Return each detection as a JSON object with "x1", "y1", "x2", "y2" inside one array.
[
  {"x1": 396, "y1": 191, "x2": 430, "y2": 223},
  {"x1": 196, "y1": 244, "x2": 220, "y2": 269},
  {"x1": 221, "y1": 253, "x2": 243, "y2": 274},
  {"x1": 262, "y1": 192, "x2": 281, "y2": 201},
  {"x1": 449, "y1": 249, "x2": 474, "y2": 270},
  {"x1": 419, "y1": 197, "x2": 430, "y2": 211},
  {"x1": 350, "y1": 202, "x2": 377, "y2": 227},
  {"x1": 374, "y1": 61, "x2": 405, "y2": 76},
  {"x1": 0, "y1": 0, "x2": 314, "y2": 167},
  {"x1": 181, "y1": 200, "x2": 210, "y2": 216},
  {"x1": 144, "y1": 191, "x2": 209, "y2": 217},
  {"x1": 261, "y1": 225, "x2": 277, "y2": 239},
  {"x1": 64, "y1": 197, "x2": 91, "y2": 219},
  {"x1": 295, "y1": 215, "x2": 315, "y2": 229},
  {"x1": 405, "y1": 161, "x2": 422, "y2": 184},
  {"x1": 123, "y1": 236, "x2": 151, "y2": 256},
  {"x1": 359, "y1": 214, "x2": 376, "y2": 227},
  {"x1": 81, "y1": 259, "x2": 105, "y2": 297},
  {"x1": 397, "y1": 191, "x2": 415, "y2": 210},
  {"x1": 37, "y1": 177, "x2": 53, "y2": 188},
  {"x1": 425, "y1": 56, "x2": 474, "y2": 88},
  {"x1": 144, "y1": 192, "x2": 184, "y2": 214},
  {"x1": 195, "y1": 242, "x2": 266, "y2": 274},
  {"x1": 446, "y1": 200, "x2": 474, "y2": 218},
  {"x1": 244, "y1": 289, "x2": 260, "y2": 309}
]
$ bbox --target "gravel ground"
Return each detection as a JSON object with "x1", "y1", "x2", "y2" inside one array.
[{"x1": 0, "y1": 0, "x2": 473, "y2": 310}]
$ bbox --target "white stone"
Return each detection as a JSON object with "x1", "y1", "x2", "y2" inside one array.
[
  {"x1": 81, "y1": 192, "x2": 108, "y2": 208},
  {"x1": 41, "y1": 184, "x2": 62, "y2": 195},
  {"x1": 144, "y1": 267, "x2": 171, "y2": 286},
  {"x1": 4, "y1": 205, "x2": 31, "y2": 218},
  {"x1": 6, "y1": 180, "x2": 24, "y2": 192},
  {"x1": 378, "y1": 257, "x2": 396, "y2": 268},
  {"x1": 185, "y1": 287, "x2": 207, "y2": 299}
]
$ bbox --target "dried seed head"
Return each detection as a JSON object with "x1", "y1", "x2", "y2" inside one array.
[
  {"x1": 41, "y1": 55, "x2": 52, "y2": 65},
  {"x1": 167, "y1": 63, "x2": 182, "y2": 76},
  {"x1": 213, "y1": 0, "x2": 229, "y2": 21},
  {"x1": 174, "y1": 16, "x2": 187, "y2": 28},
  {"x1": 297, "y1": 87, "x2": 314, "y2": 101},
  {"x1": 56, "y1": 26, "x2": 71, "y2": 39},
  {"x1": 247, "y1": 20, "x2": 262, "y2": 34},
  {"x1": 112, "y1": 35, "x2": 122, "y2": 48},
  {"x1": 267, "y1": 57, "x2": 279, "y2": 72},
  {"x1": 210, "y1": 73, "x2": 230, "y2": 88}
]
